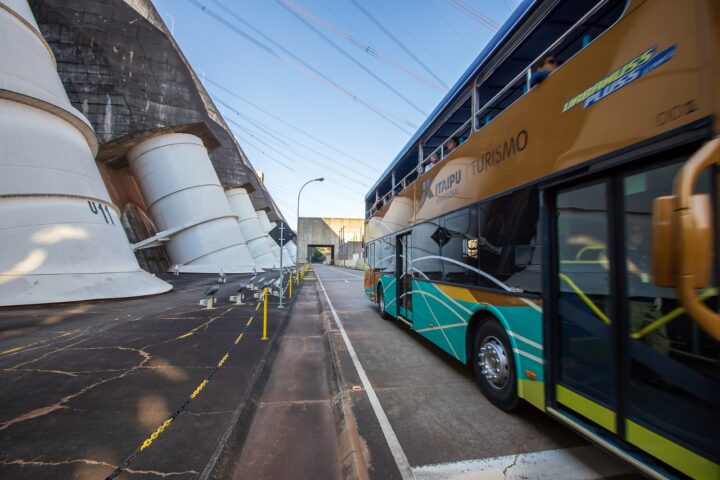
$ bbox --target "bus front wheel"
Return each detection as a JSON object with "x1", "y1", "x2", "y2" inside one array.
[
  {"x1": 377, "y1": 288, "x2": 390, "y2": 320},
  {"x1": 472, "y1": 319, "x2": 520, "y2": 411}
]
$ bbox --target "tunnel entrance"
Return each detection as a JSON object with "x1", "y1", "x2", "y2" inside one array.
[{"x1": 307, "y1": 245, "x2": 335, "y2": 265}]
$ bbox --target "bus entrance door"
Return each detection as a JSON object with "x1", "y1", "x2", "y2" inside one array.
[
  {"x1": 397, "y1": 233, "x2": 412, "y2": 322},
  {"x1": 551, "y1": 180, "x2": 617, "y2": 434},
  {"x1": 549, "y1": 160, "x2": 720, "y2": 478}
]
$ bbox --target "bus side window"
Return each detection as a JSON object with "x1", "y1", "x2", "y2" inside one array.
[
  {"x1": 440, "y1": 207, "x2": 479, "y2": 285},
  {"x1": 411, "y1": 221, "x2": 443, "y2": 281},
  {"x1": 476, "y1": 188, "x2": 540, "y2": 294}
]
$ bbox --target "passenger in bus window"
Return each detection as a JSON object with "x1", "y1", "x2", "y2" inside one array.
[
  {"x1": 424, "y1": 152, "x2": 439, "y2": 173},
  {"x1": 530, "y1": 55, "x2": 558, "y2": 88},
  {"x1": 446, "y1": 137, "x2": 459, "y2": 153}
]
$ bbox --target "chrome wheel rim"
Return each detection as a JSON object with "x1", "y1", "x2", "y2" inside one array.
[{"x1": 478, "y1": 336, "x2": 510, "y2": 389}]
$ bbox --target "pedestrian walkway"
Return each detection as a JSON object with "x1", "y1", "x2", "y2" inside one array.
[{"x1": 229, "y1": 282, "x2": 342, "y2": 480}]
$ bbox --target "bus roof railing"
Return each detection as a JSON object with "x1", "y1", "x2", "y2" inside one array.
[
  {"x1": 365, "y1": 0, "x2": 539, "y2": 202},
  {"x1": 366, "y1": 0, "x2": 624, "y2": 217},
  {"x1": 475, "y1": 0, "x2": 612, "y2": 126},
  {"x1": 366, "y1": 115, "x2": 473, "y2": 218}
]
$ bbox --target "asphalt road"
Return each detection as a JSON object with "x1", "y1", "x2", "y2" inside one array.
[
  {"x1": 0, "y1": 273, "x2": 287, "y2": 480},
  {"x1": 313, "y1": 265, "x2": 641, "y2": 480}
]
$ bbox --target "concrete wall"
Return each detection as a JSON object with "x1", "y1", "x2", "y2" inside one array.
[
  {"x1": 297, "y1": 218, "x2": 364, "y2": 267},
  {"x1": 28, "y1": 0, "x2": 285, "y2": 223}
]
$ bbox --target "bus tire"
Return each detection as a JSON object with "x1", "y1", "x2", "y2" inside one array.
[
  {"x1": 472, "y1": 319, "x2": 520, "y2": 411},
  {"x1": 377, "y1": 288, "x2": 391, "y2": 320}
]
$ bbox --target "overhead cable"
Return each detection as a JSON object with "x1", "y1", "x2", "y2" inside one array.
[
  {"x1": 187, "y1": 0, "x2": 417, "y2": 134},
  {"x1": 205, "y1": 77, "x2": 380, "y2": 173},
  {"x1": 349, "y1": 0, "x2": 450, "y2": 90},
  {"x1": 445, "y1": 0, "x2": 500, "y2": 31},
  {"x1": 230, "y1": 124, "x2": 370, "y2": 196},
  {"x1": 231, "y1": 131, "x2": 296, "y2": 172},
  {"x1": 277, "y1": 0, "x2": 447, "y2": 93},
  {"x1": 275, "y1": 0, "x2": 427, "y2": 116},
  {"x1": 426, "y1": 0, "x2": 475, "y2": 53},
  {"x1": 214, "y1": 96, "x2": 377, "y2": 183}
]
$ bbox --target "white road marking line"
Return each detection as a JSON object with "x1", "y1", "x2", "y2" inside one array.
[
  {"x1": 316, "y1": 268, "x2": 416, "y2": 480},
  {"x1": 412, "y1": 446, "x2": 634, "y2": 480}
]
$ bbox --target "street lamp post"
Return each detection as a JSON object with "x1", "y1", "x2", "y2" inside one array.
[{"x1": 296, "y1": 177, "x2": 324, "y2": 266}]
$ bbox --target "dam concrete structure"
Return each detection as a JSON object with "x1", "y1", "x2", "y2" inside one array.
[
  {"x1": 226, "y1": 188, "x2": 279, "y2": 270},
  {"x1": 26, "y1": 0, "x2": 288, "y2": 272},
  {"x1": 0, "y1": 0, "x2": 292, "y2": 304},
  {"x1": 0, "y1": 0, "x2": 171, "y2": 305},
  {"x1": 128, "y1": 134, "x2": 257, "y2": 273}
]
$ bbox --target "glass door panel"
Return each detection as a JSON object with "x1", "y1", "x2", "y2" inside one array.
[
  {"x1": 555, "y1": 181, "x2": 616, "y2": 431},
  {"x1": 397, "y1": 233, "x2": 412, "y2": 320},
  {"x1": 622, "y1": 163, "x2": 720, "y2": 463}
]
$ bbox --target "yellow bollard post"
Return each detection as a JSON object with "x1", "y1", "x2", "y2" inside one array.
[
  {"x1": 289, "y1": 275, "x2": 292, "y2": 299},
  {"x1": 262, "y1": 287, "x2": 268, "y2": 340}
]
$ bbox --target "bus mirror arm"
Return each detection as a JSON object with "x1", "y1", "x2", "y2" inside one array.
[{"x1": 652, "y1": 138, "x2": 720, "y2": 341}]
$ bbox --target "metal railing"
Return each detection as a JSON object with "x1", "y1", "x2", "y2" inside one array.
[
  {"x1": 475, "y1": 0, "x2": 611, "y2": 129},
  {"x1": 368, "y1": 0, "x2": 614, "y2": 219}
]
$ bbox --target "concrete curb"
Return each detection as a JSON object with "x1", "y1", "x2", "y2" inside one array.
[
  {"x1": 199, "y1": 285, "x2": 301, "y2": 480},
  {"x1": 317, "y1": 283, "x2": 371, "y2": 480}
]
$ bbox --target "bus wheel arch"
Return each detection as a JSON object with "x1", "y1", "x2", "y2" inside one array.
[{"x1": 467, "y1": 310, "x2": 521, "y2": 411}]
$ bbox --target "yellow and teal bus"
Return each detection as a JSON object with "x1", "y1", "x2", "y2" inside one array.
[{"x1": 363, "y1": 0, "x2": 719, "y2": 478}]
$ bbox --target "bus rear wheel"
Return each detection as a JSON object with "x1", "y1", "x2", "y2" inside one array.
[
  {"x1": 377, "y1": 288, "x2": 390, "y2": 320},
  {"x1": 472, "y1": 319, "x2": 520, "y2": 411}
]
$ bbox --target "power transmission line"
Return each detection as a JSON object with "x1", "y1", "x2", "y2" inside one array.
[
  {"x1": 188, "y1": 0, "x2": 417, "y2": 134},
  {"x1": 445, "y1": 0, "x2": 500, "y2": 31},
  {"x1": 232, "y1": 131, "x2": 296, "y2": 172},
  {"x1": 230, "y1": 123, "x2": 370, "y2": 197},
  {"x1": 205, "y1": 77, "x2": 381, "y2": 174},
  {"x1": 275, "y1": 0, "x2": 427, "y2": 116},
  {"x1": 277, "y1": 0, "x2": 447, "y2": 92},
  {"x1": 427, "y1": 0, "x2": 476, "y2": 53},
  {"x1": 349, "y1": 0, "x2": 450, "y2": 90},
  {"x1": 368, "y1": 0, "x2": 455, "y2": 72},
  {"x1": 214, "y1": 96, "x2": 377, "y2": 183},
  {"x1": 230, "y1": 119, "x2": 370, "y2": 193}
]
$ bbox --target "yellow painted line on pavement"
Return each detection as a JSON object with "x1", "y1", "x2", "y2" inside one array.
[
  {"x1": 106, "y1": 301, "x2": 261, "y2": 480},
  {"x1": 0, "y1": 330, "x2": 79, "y2": 356}
]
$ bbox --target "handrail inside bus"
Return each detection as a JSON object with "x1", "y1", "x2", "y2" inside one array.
[
  {"x1": 630, "y1": 288, "x2": 718, "y2": 339},
  {"x1": 575, "y1": 245, "x2": 606, "y2": 260},
  {"x1": 559, "y1": 272, "x2": 611, "y2": 325},
  {"x1": 421, "y1": 118, "x2": 472, "y2": 167},
  {"x1": 366, "y1": 116, "x2": 474, "y2": 217}
]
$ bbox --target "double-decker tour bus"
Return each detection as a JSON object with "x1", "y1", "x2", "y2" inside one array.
[{"x1": 363, "y1": 0, "x2": 720, "y2": 478}]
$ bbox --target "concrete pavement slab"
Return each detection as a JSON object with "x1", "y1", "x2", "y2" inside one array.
[{"x1": 0, "y1": 272, "x2": 294, "y2": 480}]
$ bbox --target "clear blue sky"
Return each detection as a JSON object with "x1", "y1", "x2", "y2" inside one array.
[{"x1": 152, "y1": 0, "x2": 516, "y2": 229}]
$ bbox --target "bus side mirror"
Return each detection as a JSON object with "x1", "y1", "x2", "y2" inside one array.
[{"x1": 652, "y1": 194, "x2": 713, "y2": 288}]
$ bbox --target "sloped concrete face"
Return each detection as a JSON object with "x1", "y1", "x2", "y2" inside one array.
[
  {"x1": 256, "y1": 209, "x2": 284, "y2": 267},
  {"x1": 287, "y1": 241, "x2": 297, "y2": 263},
  {"x1": 225, "y1": 188, "x2": 279, "y2": 270},
  {"x1": 0, "y1": 0, "x2": 171, "y2": 306},
  {"x1": 128, "y1": 133, "x2": 258, "y2": 273}
]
